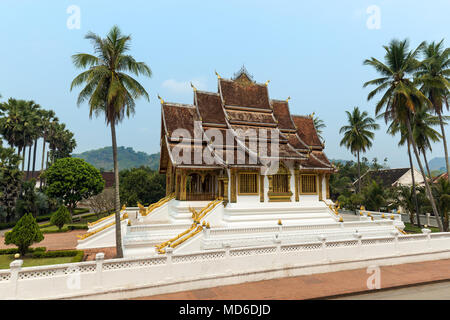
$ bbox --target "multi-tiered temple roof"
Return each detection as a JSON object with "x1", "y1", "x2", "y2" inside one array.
[{"x1": 159, "y1": 68, "x2": 334, "y2": 173}]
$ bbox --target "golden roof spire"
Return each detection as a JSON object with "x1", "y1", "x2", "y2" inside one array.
[
  {"x1": 265, "y1": 80, "x2": 270, "y2": 86},
  {"x1": 215, "y1": 70, "x2": 221, "y2": 79},
  {"x1": 190, "y1": 82, "x2": 197, "y2": 92},
  {"x1": 157, "y1": 94, "x2": 164, "y2": 104},
  {"x1": 286, "y1": 96, "x2": 291, "y2": 102}
]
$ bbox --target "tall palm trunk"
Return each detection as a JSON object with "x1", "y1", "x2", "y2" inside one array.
[
  {"x1": 110, "y1": 121, "x2": 123, "y2": 258},
  {"x1": 437, "y1": 111, "x2": 449, "y2": 182},
  {"x1": 21, "y1": 147, "x2": 25, "y2": 172},
  {"x1": 406, "y1": 115, "x2": 443, "y2": 231},
  {"x1": 40, "y1": 135, "x2": 46, "y2": 188},
  {"x1": 32, "y1": 139, "x2": 38, "y2": 175},
  {"x1": 407, "y1": 140, "x2": 420, "y2": 227},
  {"x1": 423, "y1": 151, "x2": 431, "y2": 179},
  {"x1": 26, "y1": 145, "x2": 32, "y2": 179},
  {"x1": 357, "y1": 150, "x2": 361, "y2": 193}
]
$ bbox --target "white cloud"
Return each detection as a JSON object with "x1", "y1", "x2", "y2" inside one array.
[{"x1": 161, "y1": 78, "x2": 207, "y2": 94}]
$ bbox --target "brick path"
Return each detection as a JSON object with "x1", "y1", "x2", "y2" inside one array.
[
  {"x1": 0, "y1": 230, "x2": 86, "y2": 251},
  {"x1": 134, "y1": 259, "x2": 450, "y2": 300}
]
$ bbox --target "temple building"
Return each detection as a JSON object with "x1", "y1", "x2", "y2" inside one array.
[
  {"x1": 159, "y1": 67, "x2": 335, "y2": 205},
  {"x1": 77, "y1": 68, "x2": 405, "y2": 257}
]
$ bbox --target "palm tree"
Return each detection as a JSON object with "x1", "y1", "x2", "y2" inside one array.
[
  {"x1": 432, "y1": 179, "x2": 450, "y2": 231},
  {"x1": 313, "y1": 115, "x2": 326, "y2": 142},
  {"x1": 364, "y1": 39, "x2": 444, "y2": 231},
  {"x1": 415, "y1": 40, "x2": 450, "y2": 181},
  {"x1": 387, "y1": 118, "x2": 422, "y2": 226},
  {"x1": 412, "y1": 107, "x2": 446, "y2": 178},
  {"x1": 339, "y1": 107, "x2": 379, "y2": 193},
  {"x1": 70, "y1": 25, "x2": 152, "y2": 258}
]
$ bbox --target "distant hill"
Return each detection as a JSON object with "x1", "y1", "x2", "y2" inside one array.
[
  {"x1": 428, "y1": 157, "x2": 448, "y2": 173},
  {"x1": 73, "y1": 146, "x2": 160, "y2": 171}
]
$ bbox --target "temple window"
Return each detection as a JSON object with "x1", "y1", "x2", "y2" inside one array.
[
  {"x1": 300, "y1": 174, "x2": 317, "y2": 194},
  {"x1": 268, "y1": 163, "x2": 292, "y2": 202},
  {"x1": 238, "y1": 172, "x2": 258, "y2": 195}
]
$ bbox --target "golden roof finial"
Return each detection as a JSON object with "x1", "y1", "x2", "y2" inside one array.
[
  {"x1": 157, "y1": 94, "x2": 164, "y2": 104},
  {"x1": 215, "y1": 70, "x2": 221, "y2": 79},
  {"x1": 310, "y1": 112, "x2": 315, "y2": 118},
  {"x1": 190, "y1": 82, "x2": 197, "y2": 92},
  {"x1": 286, "y1": 96, "x2": 291, "y2": 102},
  {"x1": 265, "y1": 80, "x2": 270, "y2": 86}
]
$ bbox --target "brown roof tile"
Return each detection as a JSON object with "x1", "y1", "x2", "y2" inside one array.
[
  {"x1": 219, "y1": 79, "x2": 271, "y2": 110},
  {"x1": 271, "y1": 100, "x2": 296, "y2": 131},
  {"x1": 292, "y1": 115, "x2": 322, "y2": 148},
  {"x1": 162, "y1": 103, "x2": 197, "y2": 138},
  {"x1": 195, "y1": 92, "x2": 227, "y2": 125}
]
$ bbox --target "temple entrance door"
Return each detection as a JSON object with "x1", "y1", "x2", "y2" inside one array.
[
  {"x1": 218, "y1": 180, "x2": 224, "y2": 199},
  {"x1": 186, "y1": 173, "x2": 215, "y2": 201}
]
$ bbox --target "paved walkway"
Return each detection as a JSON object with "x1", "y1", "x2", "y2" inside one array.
[
  {"x1": 333, "y1": 281, "x2": 450, "y2": 300},
  {"x1": 0, "y1": 230, "x2": 86, "y2": 251},
  {"x1": 134, "y1": 259, "x2": 450, "y2": 300}
]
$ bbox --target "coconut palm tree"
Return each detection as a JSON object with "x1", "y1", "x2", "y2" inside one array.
[
  {"x1": 415, "y1": 40, "x2": 450, "y2": 181},
  {"x1": 387, "y1": 118, "x2": 422, "y2": 226},
  {"x1": 364, "y1": 39, "x2": 444, "y2": 231},
  {"x1": 412, "y1": 107, "x2": 445, "y2": 178},
  {"x1": 339, "y1": 107, "x2": 379, "y2": 193},
  {"x1": 70, "y1": 25, "x2": 152, "y2": 258},
  {"x1": 313, "y1": 116, "x2": 326, "y2": 142},
  {"x1": 432, "y1": 179, "x2": 450, "y2": 231}
]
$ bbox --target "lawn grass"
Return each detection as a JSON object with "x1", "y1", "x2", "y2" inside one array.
[
  {"x1": 403, "y1": 222, "x2": 440, "y2": 234},
  {"x1": 0, "y1": 254, "x2": 76, "y2": 269}
]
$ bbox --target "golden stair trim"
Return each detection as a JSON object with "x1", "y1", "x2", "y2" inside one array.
[{"x1": 155, "y1": 198, "x2": 222, "y2": 254}]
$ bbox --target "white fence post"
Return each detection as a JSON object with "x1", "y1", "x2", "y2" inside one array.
[
  {"x1": 354, "y1": 232, "x2": 362, "y2": 258},
  {"x1": 318, "y1": 235, "x2": 327, "y2": 262},
  {"x1": 9, "y1": 259, "x2": 23, "y2": 299},
  {"x1": 166, "y1": 247, "x2": 173, "y2": 264},
  {"x1": 422, "y1": 228, "x2": 431, "y2": 249},
  {"x1": 223, "y1": 242, "x2": 231, "y2": 258},
  {"x1": 274, "y1": 236, "x2": 281, "y2": 254},
  {"x1": 391, "y1": 230, "x2": 399, "y2": 255},
  {"x1": 95, "y1": 253, "x2": 104, "y2": 289}
]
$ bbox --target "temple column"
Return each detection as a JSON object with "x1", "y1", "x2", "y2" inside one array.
[
  {"x1": 259, "y1": 174, "x2": 264, "y2": 202},
  {"x1": 326, "y1": 174, "x2": 330, "y2": 199},
  {"x1": 223, "y1": 179, "x2": 229, "y2": 203},
  {"x1": 180, "y1": 170, "x2": 187, "y2": 201},
  {"x1": 294, "y1": 168, "x2": 299, "y2": 202},
  {"x1": 318, "y1": 173, "x2": 323, "y2": 201},
  {"x1": 230, "y1": 168, "x2": 237, "y2": 203}
]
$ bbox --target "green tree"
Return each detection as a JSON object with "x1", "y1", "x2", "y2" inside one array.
[
  {"x1": 364, "y1": 39, "x2": 444, "y2": 231},
  {"x1": 339, "y1": 107, "x2": 379, "y2": 193},
  {"x1": 4, "y1": 213, "x2": 44, "y2": 255},
  {"x1": 416, "y1": 40, "x2": 450, "y2": 181},
  {"x1": 44, "y1": 158, "x2": 104, "y2": 214},
  {"x1": 432, "y1": 179, "x2": 450, "y2": 231},
  {"x1": 50, "y1": 206, "x2": 72, "y2": 230},
  {"x1": 0, "y1": 140, "x2": 23, "y2": 222},
  {"x1": 362, "y1": 180, "x2": 387, "y2": 211},
  {"x1": 15, "y1": 179, "x2": 37, "y2": 217},
  {"x1": 119, "y1": 166, "x2": 165, "y2": 206},
  {"x1": 70, "y1": 26, "x2": 152, "y2": 258}
]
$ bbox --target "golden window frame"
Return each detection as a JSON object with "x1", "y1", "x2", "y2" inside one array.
[
  {"x1": 300, "y1": 174, "x2": 317, "y2": 194},
  {"x1": 238, "y1": 171, "x2": 259, "y2": 195}
]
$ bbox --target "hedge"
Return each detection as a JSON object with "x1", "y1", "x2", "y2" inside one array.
[
  {"x1": 31, "y1": 249, "x2": 83, "y2": 259},
  {"x1": 0, "y1": 247, "x2": 46, "y2": 255}
]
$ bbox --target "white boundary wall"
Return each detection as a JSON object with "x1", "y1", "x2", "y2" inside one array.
[{"x1": 1, "y1": 232, "x2": 449, "y2": 300}]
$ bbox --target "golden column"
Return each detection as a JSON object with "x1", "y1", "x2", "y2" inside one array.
[
  {"x1": 180, "y1": 170, "x2": 187, "y2": 201},
  {"x1": 230, "y1": 168, "x2": 237, "y2": 203},
  {"x1": 259, "y1": 174, "x2": 265, "y2": 202},
  {"x1": 326, "y1": 174, "x2": 330, "y2": 199},
  {"x1": 318, "y1": 173, "x2": 323, "y2": 201},
  {"x1": 294, "y1": 168, "x2": 299, "y2": 202}
]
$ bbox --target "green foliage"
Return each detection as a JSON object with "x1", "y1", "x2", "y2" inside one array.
[
  {"x1": 432, "y1": 179, "x2": 450, "y2": 231},
  {"x1": 50, "y1": 206, "x2": 72, "y2": 230},
  {"x1": 15, "y1": 179, "x2": 37, "y2": 217},
  {"x1": 0, "y1": 140, "x2": 23, "y2": 222},
  {"x1": 119, "y1": 166, "x2": 165, "y2": 206},
  {"x1": 73, "y1": 146, "x2": 160, "y2": 171},
  {"x1": 44, "y1": 158, "x2": 104, "y2": 212},
  {"x1": 31, "y1": 249, "x2": 82, "y2": 258},
  {"x1": 0, "y1": 247, "x2": 46, "y2": 255},
  {"x1": 4, "y1": 213, "x2": 44, "y2": 255},
  {"x1": 362, "y1": 180, "x2": 389, "y2": 211}
]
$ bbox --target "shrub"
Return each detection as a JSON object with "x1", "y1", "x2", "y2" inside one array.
[
  {"x1": 31, "y1": 249, "x2": 80, "y2": 258},
  {"x1": 0, "y1": 247, "x2": 46, "y2": 255},
  {"x1": 50, "y1": 206, "x2": 72, "y2": 230},
  {"x1": 4, "y1": 213, "x2": 44, "y2": 255}
]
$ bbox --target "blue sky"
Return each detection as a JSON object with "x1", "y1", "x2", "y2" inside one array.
[{"x1": 0, "y1": 0, "x2": 449, "y2": 168}]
